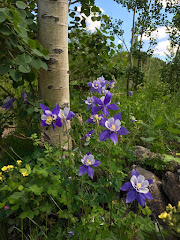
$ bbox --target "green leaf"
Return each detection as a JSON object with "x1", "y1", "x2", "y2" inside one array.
[
  {"x1": 163, "y1": 154, "x2": 180, "y2": 163},
  {"x1": 154, "y1": 115, "x2": 163, "y2": 127},
  {"x1": 19, "y1": 211, "x2": 28, "y2": 219},
  {"x1": 140, "y1": 137, "x2": 155, "y2": 142},
  {"x1": 29, "y1": 184, "x2": 44, "y2": 195},
  {"x1": 28, "y1": 39, "x2": 36, "y2": 49},
  {"x1": 167, "y1": 123, "x2": 180, "y2": 134},
  {"x1": 18, "y1": 64, "x2": 31, "y2": 73},
  {"x1": 16, "y1": 1, "x2": 27, "y2": 9},
  {"x1": 0, "y1": 24, "x2": 11, "y2": 35},
  {"x1": 0, "y1": 11, "x2": 6, "y2": 23}
]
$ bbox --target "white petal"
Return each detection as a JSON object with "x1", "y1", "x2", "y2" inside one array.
[
  {"x1": 130, "y1": 175, "x2": 138, "y2": 188},
  {"x1": 137, "y1": 175, "x2": 145, "y2": 183},
  {"x1": 141, "y1": 180, "x2": 149, "y2": 188},
  {"x1": 45, "y1": 110, "x2": 52, "y2": 115},
  {"x1": 138, "y1": 188, "x2": 149, "y2": 194},
  {"x1": 64, "y1": 107, "x2": 69, "y2": 117},
  {"x1": 41, "y1": 114, "x2": 47, "y2": 120}
]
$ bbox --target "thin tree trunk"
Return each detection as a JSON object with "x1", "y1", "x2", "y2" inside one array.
[
  {"x1": 38, "y1": 0, "x2": 70, "y2": 146},
  {"x1": 127, "y1": 7, "x2": 136, "y2": 96}
]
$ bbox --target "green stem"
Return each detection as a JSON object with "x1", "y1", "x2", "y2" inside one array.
[{"x1": 0, "y1": 144, "x2": 16, "y2": 162}]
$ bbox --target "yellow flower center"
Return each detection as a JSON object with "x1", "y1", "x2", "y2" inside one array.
[
  {"x1": 86, "y1": 159, "x2": 92, "y2": 165},
  {"x1": 111, "y1": 124, "x2": 116, "y2": 131},
  {"x1": 46, "y1": 116, "x2": 53, "y2": 124},
  {"x1": 137, "y1": 183, "x2": 142, "y2": 188},
  {"x1": 95, "y1": 83, "x2": 98, "y2": 87}
]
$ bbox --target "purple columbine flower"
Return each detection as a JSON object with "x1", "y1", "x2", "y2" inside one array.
[
  {"x1": 97, "y1": 75, "x2": 106, "y2": 87},
  {"x1": 128, "y1": 91, "x2": 133, "y2": 96},
  {"x1": 87, "y1": 114, "x2": 105, "y2": 125},
  {"x1": 68, "y1": 231, "x2": 75, "y2": 237},
  {"x1": 2, "y1": 97, "x2": 15, "y2": 110},
  {"x1": 109, "y1": 80, "x2": 115, "y2": 88},
  {"x1": 81, "y1": 130, "x2": 95, "y2": 141},
  {"x1": 120, "y1": 169, "x2": 153, "y2": 207},
  {"x1": 84, "y1": 97, "x2": 95, "y2": 110},
  {"x1": 101, "y1": 87, "x2": 109, "y2": 95},
  {"x1": 92, "y1": 92, "x2": 119, "y2": 117},
  {"x1": 99, "y1": 113, "x2": 129, "y2": 145},
  {"x1": 58, "y1": 107, "x2": 76, "y2": 125},
  {"x1": 131, "y1": 116, "x2": 137, "y2": 122},
  {"x1": 40, "y1": 104, "x2": 62, "y2": 131},
  {"x1": 87, "y1": 80, "x2": 102, "y2": 94},
  {"x1": 79, "y1": 152, "x2": 101, "y2": 179}
]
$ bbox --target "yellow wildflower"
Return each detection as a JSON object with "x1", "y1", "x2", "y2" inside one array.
[
  {"x1": 21, "y1": 171, "x2": 28, "y2": 177},
  {"x1": 0, "y1": 177, "x2": 2, "y2": 181},
  {"x1": 168, "y1": 203, "x2": 173, "y2": 209},
  {"x1": 158, "y1": 211, "x2": 168, "y2": 219},
  {"x1": 0, "y1": 172, "x2": 2, "y2": 175},
  {"x1": 17, "y1": 160, "x2": 22, "y2": 165},
  {"x1": 178, "y1": 201, "x2": 180, "y2": 210},
  {"x1": 7, "y1": 165, "x2": 14, "y2": 169},
  {"x1": 1, "y1": 166, "x2": 8, "y2": 171}
]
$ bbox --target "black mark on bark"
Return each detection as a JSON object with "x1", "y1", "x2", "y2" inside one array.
[
  {"x1": 47, "y1": 58, "x2": 58, "y2": 65},
  {"x1": 42, "y1": 14, "x2": 59, "y2": 23},
  {"x1": 53, "y1": 49, "x2": 63, "y2": 54},
  {"x1": 61, "y1": 102, "x2": 70, "y2": 108},
  {"x1": 67, "y1": 71, "x2": 69, "y2": 74},
  {"x1": 48, "y1": 85, "x2": 53, "y2": 89}
]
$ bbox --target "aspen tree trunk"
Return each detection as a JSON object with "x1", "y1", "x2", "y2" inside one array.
[{"x1": 38, "y1": 0, "x2": 70, "y2": 146}]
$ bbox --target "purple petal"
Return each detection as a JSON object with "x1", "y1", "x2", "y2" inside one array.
[
  {"x1": 40, "y1": 104, "x2": 49, "y2": 113},
  {"x1": 52, "y1": 104, "x2": 60, "y2": 115},
  {"x1": 117, "y1": 126, "x2": 129, "y2": 135},
  {"x1": 104, "y1": 92, "x2": 111, "y2": 105},
  {"x1": 88, "y1": 130, "x2": 95, "y2": 134},
  {"x1": 144, "y1": 192, "x2": 153, "y2": 200},
  {"x1": 92, "y1": 106, "x2": 102, "y2": 114},
  {"x1": 93, "y1": 97, "x2": 102, "y2": 105},
  {"x1": 136, "y1": 192, "x2": 146, "y2": 207},
  {"x1": 87, "y1": 152, "x2": 91, "y2": 155},
  {"x1": 147, "y1": 179, "x2": 153, "y2": 185},
  {"x1": 110, "y1": 132, "x2": 118, "y2": 145},
  {"x1": 102, "y1": 107, "x2": 109, "y2": 117},
  {"x1": 79, "y1": 165, "x2": 87, "y2": 176},
  {"x1": 99, "y1": 117, "x2": 107, "y2": 126},
  {"x1": 132, "y1": 169, "x2": 139, "y2": 178},
  {"x1": 56, "y1": 117, "x2": 62, "y2": 127},
  {"x1": 87, "y1": 166, "x2": 94, "y2": 179},
  {"x1": 113, "y1": 113, "x2": 121, "y2": 120},
  {"x1": 66, "y1": 111, "x2": 76, "y2": 120},
  {"x1": 99, "y1": 130, "x2": 110, "y2": 142},
  {"x1": 87, "y1": 82, "x2": 92, "y2": 87},
  {"x1": 107, "y1": 104, "x2": 119, "y2": 110},
  {"x1": 52, "y1": 122, "x2": 56, "y2": 131},
  {"x1": 121, "y1": 182, "x2": 132, "y2": 191},
  {"x1": 41, "y1": 120, "x2": 48, "y2": 126},
  {"x1": 91, "y1": 160, "x2": 101, "y2": 167},
  {"x1": 126, "y1": 189, "x2": 136, "y2": 203},
  {"x1": 97, "y1": 88, "x2": 101, "y2": 94},
  {"x1": 87, "y1": 118, "x2": 94, "y2": 124},
  {"x1": 87, "y1": 105, "x2": 91, "y2": 111}
]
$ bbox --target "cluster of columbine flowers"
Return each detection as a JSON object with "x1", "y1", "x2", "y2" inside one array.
[{"x1": 40, "y1": 104, "x2": 76, "y2": 131}]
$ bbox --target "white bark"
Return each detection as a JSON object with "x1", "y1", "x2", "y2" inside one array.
[{"x1": 38, "y1": 0, "x2": 70, "y2": 146}]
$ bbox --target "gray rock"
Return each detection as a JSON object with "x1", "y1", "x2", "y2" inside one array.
[
  {"x1": 134, "y1": 146, "x2": 162, "y2": 161},
  {"x1": 162, "y1": 171, "x2": 180, "y2": 206}
]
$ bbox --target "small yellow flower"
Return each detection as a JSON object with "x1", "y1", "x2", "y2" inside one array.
[
  {"x1": 7, "y1": 165, "x2": 14, "y2": 169},
  {"x1": 168, "y1": 203, "x2": 173, "y2": 209},
  {"x1": 0, "y1": 177, "x2": 2, "y2": 181},
  {"x1": 0, "y1": 172, "x2": 2, "y2": 175},
  {"x1": 17, "y1": 160, "x2": 22, "y2": 165},
  {"x1": 178, "y1": 201, "x2": 180, "y2": 210},
  {"x1": 1, "y1": 166, "x2": 8, "y2": 171},
  {"x1": 158, "y1": 211, "x2": 168, "y2": 219},
  {"x1": 21, "y1": 171, "x2": 28, "y2": 177}
]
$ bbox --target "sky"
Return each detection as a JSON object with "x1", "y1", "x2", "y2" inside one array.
[{"x1": 73, "y1": 0, "x2": 180, "y2": 61}]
